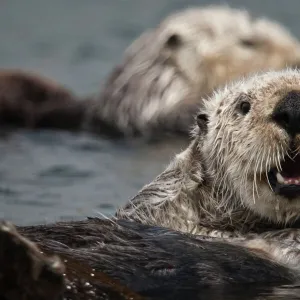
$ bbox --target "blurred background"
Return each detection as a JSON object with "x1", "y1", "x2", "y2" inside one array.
[{"x1": 0, "y1": 0, "x2": 299, "y2": 225}]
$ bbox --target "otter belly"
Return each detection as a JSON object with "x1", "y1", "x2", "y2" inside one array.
[{"x1": 0, "y1": 218, "x2": 297, "y2": 300}]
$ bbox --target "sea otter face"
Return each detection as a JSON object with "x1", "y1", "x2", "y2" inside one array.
[
  {"x1": 200, "y1": 69, "x2": 300, "y2": 223},
  {"x1": 160, "y1": 6, "x2": 300, "y2": 94}
]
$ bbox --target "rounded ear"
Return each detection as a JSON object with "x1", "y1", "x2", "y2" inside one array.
[
  {"x1": 196, "y1": 113, "x2": 209, "y2": 134},
  {"x1": 165, "y1": 33, "x2": 182, "y2": 49}
]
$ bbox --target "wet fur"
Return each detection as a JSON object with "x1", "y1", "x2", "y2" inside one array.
[
  {"x1": 0, "y1": 6, "x2": 300, "y2": 139},
  {"x1": 117, "y1": 70, "x2": 300, "y2": 241},
  {"x1": 88, "y1": 6, "x2": 300, "y2": 137},
  {"x1": 12, "y1": 218, "x2": 300, "y2": 299}
]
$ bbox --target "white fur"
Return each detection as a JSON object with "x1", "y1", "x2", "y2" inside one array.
[
  {"x1": 117, "y1": 69, "x2": 300, "y2": 237},
  {"x1": 90, "y1": 6, "x2": 300, "y2": 137}
]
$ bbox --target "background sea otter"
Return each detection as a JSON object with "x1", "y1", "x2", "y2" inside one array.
[
  {"x1": 92, "y1": 6, "x2": 300, "y2": 137},
  {"x1": 0, "y1": 6, "x2": 300, "y2": 139}
]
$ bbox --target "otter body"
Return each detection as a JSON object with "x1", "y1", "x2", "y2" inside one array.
[
  {"x1": 0, "y1": 219, "x2": 298, "y2": 300},
  {"x1": 90, "y1": 6, "x2": 300, "y2": 137},
  {"x1": 117, "y1": 69, "x2": 300, "y2": 255},
  {"x1": 0, "y1": 6, "x2": 300, "y2": 139}
]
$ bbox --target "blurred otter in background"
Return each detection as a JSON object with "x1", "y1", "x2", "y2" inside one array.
[
  {"x1": 0, "y1": 70, "x2": 85, "y2": 131},
  {"x1": 0, "y1": 6, "x2": 300, "y2": 139},
  {"x1": 87, "y1": 5, "x2": 300, "y2": 138}
]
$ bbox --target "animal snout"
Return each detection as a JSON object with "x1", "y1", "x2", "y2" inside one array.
[{"x1": 272, "y1": 90, "x2": 300, "y2": 136}]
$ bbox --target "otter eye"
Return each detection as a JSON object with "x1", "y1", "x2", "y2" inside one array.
[
  {"x1": 166, "y1": 34, "x2": 181, "y2": 49},
  {"x1": 196, "y1": 113, "x2": 209, "y2": 133},
  {"x1": 240, "y1": 38, "x2": 259, "y2": 48},
  {"x1": 197, "y1": 113, "x2": 208, "y2": 123},
  {"x1": 240, "y1": 101, "x2": 251, "y2": 115}
]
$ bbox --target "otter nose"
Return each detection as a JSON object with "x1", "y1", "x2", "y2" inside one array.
[{"x1": 272, "y1": 90, "x2": 300, "y2": 136}]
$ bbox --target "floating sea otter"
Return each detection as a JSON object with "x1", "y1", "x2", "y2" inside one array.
[
  {"x1": 0, "y1": 6, "x2": 300, "y2": 139},
  {"x1": 92, "y1": 6, "x2": 300, "y2": 137}
]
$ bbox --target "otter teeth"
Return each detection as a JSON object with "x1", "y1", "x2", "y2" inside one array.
[
  {"x1": 276, "y1": 172, "x2": 284, "y2": 184},
  {"x1": 276, "y1": 172, "x2": 300, "y2": 185}
]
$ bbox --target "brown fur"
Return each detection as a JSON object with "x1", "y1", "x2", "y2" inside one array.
[
  {"x1": 0, "y1": 220, "x2": 143, "y2": 300},
  {"x1": 117, "y1": 69, "x2": 300, "y2": 244},
  {"x1": 1, "y1": 219, "x2": 299, "y2": 299},
  {"x1": 0, "y1": 221, "x2": 65, "y2": 300},
  {"x1": 0, "y1": 70, "x2": 85, "y2": 131}
]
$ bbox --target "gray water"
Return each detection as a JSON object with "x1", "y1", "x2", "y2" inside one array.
[{"x1": 1, "y1": 1, "x2": 300, "y2": 299}]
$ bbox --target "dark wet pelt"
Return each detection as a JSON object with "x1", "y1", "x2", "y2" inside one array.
[{"x1": 2, "y1": 1, "x2": 300, "y2": 299}]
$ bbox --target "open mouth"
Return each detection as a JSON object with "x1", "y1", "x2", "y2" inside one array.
[{"x1": 268, "y1": 148, "x2": 300, "y2": 199}]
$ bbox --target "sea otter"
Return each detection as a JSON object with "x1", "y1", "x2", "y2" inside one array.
[
  {"x1": 116, "y1": 69, "x2": 300, "y2": 241},
  {"x1": 1, "y1": 219, "x2": 299, "y2": 300},
  {"x1": 0, "y1": 6, "x2": 300, "y2": 140},
  {"x1": 88, "y1": 6, "x2": 300, "y2": 138}
]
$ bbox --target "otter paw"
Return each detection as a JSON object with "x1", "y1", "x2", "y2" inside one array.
[{"x1": 0, "y1": 220, "x2": 65, "y2": 300}]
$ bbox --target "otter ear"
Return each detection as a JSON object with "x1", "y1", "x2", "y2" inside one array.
[
  {"x1": 165, "y1": 33, "x2": 182, "y2": 49},
  {"x1": 196, "y1": 113, "x2": 209, "y2": 133}
]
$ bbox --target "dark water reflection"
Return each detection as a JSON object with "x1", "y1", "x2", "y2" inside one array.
[{"x1": 1, "y1": 1, "x2": 300, "y2": 298}]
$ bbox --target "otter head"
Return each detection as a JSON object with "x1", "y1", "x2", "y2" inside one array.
[
  {"x1": 157, "y1": 6, "x2": 300, "y2": 94},
  {"x1": 97, "y1": 6, "x2": 300, "y2": 136},
  {"x1": 197, "y1": 69, "x2": 300, "y2": 224}
]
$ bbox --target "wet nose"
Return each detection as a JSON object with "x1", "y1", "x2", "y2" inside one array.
[{"x1": 272, "y1": 90, "x2": 300, "y2": 136}]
